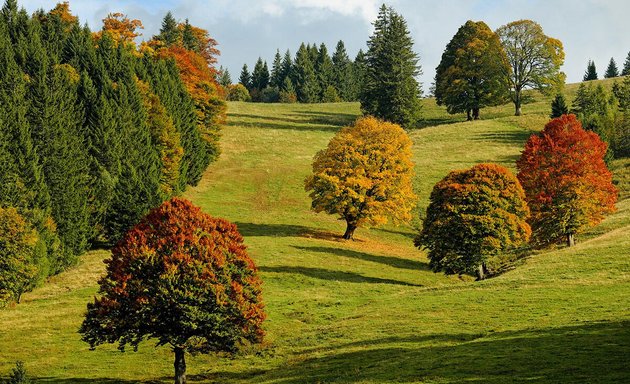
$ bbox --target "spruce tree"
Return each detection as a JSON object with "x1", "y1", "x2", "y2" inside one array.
[
  {"x1": 623, "y1": 51, "x2": 630, "y2": 76},
  {"x1": 270, "y1": 49, "x2": 283, "y2": 88},
  {"x1": 332, "y1": 40, "x2": 353, "y2": 101},
  {"x1": 281, "y1": 49, "x2": 293, "y2": 86},
  {"x1": 218, "y1": 66, "x2": 231, "y2": 87},
  {"x1": 583, "y1": 60, "x2": 598, "y2": 81},
  {"x1": 315, "y1": 42, "x2": 334, "y2": 101},
  {"x1": 604, "y1": 57, "x2": 619, "y2": 78},
  {"x1": 352, "y1": 49, "x2": 367, "y2": 101},
  {"x1": 550, "y1": 93, "x2": 569, "y2": 118},
  {"x1": 159, "y1": 11, "x2": 180, "y2": 46},
  {"x1": 182, "y1": 19, "x2": 196, "y2": 51},
  {"x1": 361, "y1": 5, "x2": 422, "y2": 128},
  {"x1": 239, "y1": 63, "x2": 251, "y2": 89},
  {"x1": 294, "y1": 43, "x2": 319, "y2": 103}
]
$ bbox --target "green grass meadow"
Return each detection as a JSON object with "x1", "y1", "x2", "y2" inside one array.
[{"x1": 1, "y1": 82, "x2": 629, "y2": 383}]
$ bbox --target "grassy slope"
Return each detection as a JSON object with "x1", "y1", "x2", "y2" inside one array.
[{"x1": 1, "y1": 82, "x2": 629, "y2": 383}]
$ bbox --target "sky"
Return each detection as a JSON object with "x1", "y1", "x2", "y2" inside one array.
[{"x1": 19, "y1": 0, "x2": 630, "y2": 92}]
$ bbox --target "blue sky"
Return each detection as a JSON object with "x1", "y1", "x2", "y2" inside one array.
[{"x1": 19, "y1": 0, "x2": 630, "y2": 91}]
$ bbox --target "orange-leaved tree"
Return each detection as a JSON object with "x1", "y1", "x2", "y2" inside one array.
[
  {"x1": 93, "y1": 12, "x2": 144, "y2": 48},
  {"x1": 305, "y1": 116, "x2": 416, "y2": 239},
  {"x1": 80, "y1": 198, "x2": 266, "y2": 384},
  {"x1": 517, "y1": 114, "x2": 617, "y2": 246},
  {"x1": 415, "y1": 163, "x2": 530, "y2": 280}
]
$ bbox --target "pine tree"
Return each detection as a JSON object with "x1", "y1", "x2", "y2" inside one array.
[
  {"x1": 583, "y1": 60, "x2": 598, "y2": 81},
  {"x1": 270, "y1": 49, "x2": 282, "y2": 88},
  {"x1": 294, "y1": 43, "x2": 319, "y2": 103},
  {"x1": 239, "y1": 63, "x2": 251, "y2": 89},
  {"x1": 315, "y1": 42, "x2": 334, "y2": 101},
  {"x1": 281, "y1": 49, "x2": 293, "y2": 86},
  {"x1": 217, "y1": 66, "x2": 231, "y2": 87},
  {"x1": 361, "y1": 5, "x2": 422, "y2": 128},
  {"x1": 604, "y1": 57, "x2": 619, "y2": 78},
  {"x1": 332, "y1": 40, "x2": 354, "y2": 101},
  {"x1": 352, "y1": 49, "x2": 367, "y2": 101},
  {"x1": 159, "y1": 11, "x2": 180, "y2": 46},
  {"x1": 550, "y1": 93, "x2": 569, "y2": 118},
  {"x1": 181, "y1": 19, "x2": 195, "y2": 51},
  {"x1": 623, "y1": 51, "x2": 630, "y2": 76}
]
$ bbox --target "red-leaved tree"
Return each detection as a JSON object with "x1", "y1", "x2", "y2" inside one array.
[
  {"x1": 517, "y1": 114, "x2": 617, "y2": 246},
  {"x1": 80, "y1": 198, "x2": 265, "y2": 384}
]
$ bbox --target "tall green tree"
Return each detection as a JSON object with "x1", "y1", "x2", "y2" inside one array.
[
  {"x1": 550, "y1": 93, "x2": 569, "y2": 118},
  {"x1": 435, "y1": 20, "x2": 510, "y2": 120},
  {"x1": 281, "y1": 49, "x2": 293, "y2": 86},
  {"x1": 159, "y1": 11, "x2": 179, "y2": 46},
  {"x1": 315, "y1": 42, "x2": 334, "y2": 101},
  {"x1": 604, "y1": 57, "x2": 619, "y2": 78},
  {"x1": 352, "y1": 49, "x2": 367, "y2": 101},
  {"x1": 497, "y1": 20, "x2": 565, "y2": 116},
  {"x1": 270, "y1": 49, "x2": 283, "y2": 88},
  {"x1": 239, "y1": 63, "x2": 251, "y2": 89},
  {"x1": 294, "y1": 43, "x2": 319, "y2": 103},
  {"x1": 622, "y1": 51, "x2": 630, "y2": 76},
  {"x1": 331, "y1": 40, "x2": 354, "y2": 101},
  {"x1": 583, "y1": 60, "x2": 598, "y2": 81},
  {"x1": 361, "y1": 4, "x2": 422, "y2": 128},
  {"x1": 217, "y1": 66, "x2": 231, "y2": 87}
]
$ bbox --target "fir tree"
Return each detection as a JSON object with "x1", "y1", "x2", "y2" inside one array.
[
  {"x1": 182, "y1": 19, "x2": 195, "y2": 51},
  {"x1": 270, "y1": 49, "x2": 283, "y2": 88},
  {"x1": 583, "y1": 60, "x2": 598, "y2": 81},
  {"x1": 550, "y1": 93, "x2": 569, "y2": 118},
  {"x1": 623, "y1": 51, "x2": 630, "y2": 76},
  {"x1": 159, "y1": 11, "x2": 180, "y2": 46},
  {"x1": 361, "y1": 5, "x2": 422, "y2": 128},
  {"x1": 332, "y1": 40, "x2": 354, "y2": 101},
  {"x1": 239, "y1": 63, "x2": 251, "y2": 89},
  {"x1": 218, "y1": 66, "x2": 231, "y2": 87},
  {"x1": 315, "y1": 42, "x2": 334, "y2": 101},
  {"x1": 281, "y1": 49, "x2": 293, "y2": 85},
  {"x1": 294, "y1": 43, "x2": 319, "y2": 103},
  {"x1": 352, "y1": 49, "x2": 367, "y2": 101},
  {"x1": 604, "y1": 57, "x2": 619, "y2": 78}
]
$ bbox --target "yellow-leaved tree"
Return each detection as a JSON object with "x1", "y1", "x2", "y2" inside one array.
[{"x1": 305, "y1": 116, "x2": 416, "y2": 239}]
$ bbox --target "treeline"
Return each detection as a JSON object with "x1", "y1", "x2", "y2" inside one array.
[
  {"x1": 583, "y1": 52, "x2": 630, "y2": 81},
  {"x1": 231, "y1": 41, "x2": 366, "y2": 103},
  {"x1": 0, "y1": 0, "x2": 225, "y2": 304}
]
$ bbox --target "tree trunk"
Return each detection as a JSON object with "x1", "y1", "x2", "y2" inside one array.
[
  {"x1": 174, "y1": 347, "x2": 186, "y2": 384},
  {"x1": 566, "y1": 233, "x2": 575, "y2": 247},
  {"x1": 472, "y1": 108, "x2": 480, "y2": 120},
  {"x1": 476, "y1": 263, "x2": 485, "y2": 281},
  {"x1": 342, "y1": 222, "x2": 357, "y2": 240},
  {"x1": 466, "y1": 109, "x2": 472, "y2": 121},
  {"x1": 514, "y1": 91, "x2": 522, "y2": 116}
]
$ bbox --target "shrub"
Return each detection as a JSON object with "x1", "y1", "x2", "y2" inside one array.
[{"x1": 227, "y1": 83, "x2": 251, "y2": 101}]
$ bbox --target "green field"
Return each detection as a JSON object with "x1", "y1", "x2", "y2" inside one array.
[{"x1": 1, "y1": 83, "x2": 629, "y2": 383}]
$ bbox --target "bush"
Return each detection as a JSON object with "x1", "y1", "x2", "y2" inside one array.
[
  {"x1": 279, "y1": 90, "x2": 297, "y2": 103},
  {"x1": 226, "y1": 83, "x2": 251, "y2": 101},
  {"x1": 261, "y1": 86, "x2": 280, "y2": 103},
  {"x1": 6, "y1": 361, "x2": 29, "y2": 384}
]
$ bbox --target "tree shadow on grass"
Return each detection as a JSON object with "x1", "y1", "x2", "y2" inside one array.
[
  {"x1": 203, "y1": 320, "x2": 630, "y2": 383},
  {"x1": 226, "y1": 118, "x2": 339, "y2": 133},
  {"x1": 34, "y1": 378, "x2": 159, "y2": 383},
  {"x1": 289, "y1": 111, "x2": 358, "y2": 127},
  {"x1": 472, "y1": 130, "x2": 533, "y2": 145},
  {"x1": 233, "y1": 222, "x2": 341, "y2": 242},
  {"x1": 260, "y1": 266, "x2": 422, "y2": 287},
  {"x1": 292, "y1": 245, "x2": 429, "y2": 271}
]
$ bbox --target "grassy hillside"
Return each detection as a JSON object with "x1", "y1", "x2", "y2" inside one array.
[{"x1": 1, "y1": 82, "x2": 629, "y2": 383}]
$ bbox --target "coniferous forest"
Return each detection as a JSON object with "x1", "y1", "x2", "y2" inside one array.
[{"x1": 0, "y1": 0, "x2": 225, "y2": 297}]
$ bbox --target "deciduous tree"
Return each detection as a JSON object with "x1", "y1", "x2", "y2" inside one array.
[
  {"x1": 497, "y1": 20, "x2": 564, "y2": 116},
  {"x1": 516, "y1": 114, "x2": 617, "y2": 246},
  {"x1": 415, "y1": 164, "x2": 530, "y2": 280},
  {"x1": 80, "y1": 198, "x2": 266, "y2": 384},
  {"x1": 435, "y1": 20, "x2": 510, "y2": 120},
  {"x1": 305, "y1": 116, "x2": 416, "y2": 239}
]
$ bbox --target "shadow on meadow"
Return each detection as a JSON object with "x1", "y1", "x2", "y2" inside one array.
[
  {"x1": 227, "y1": 110, "x2": 355, "y2": 132},
  {"x1": 260, "y1": 265, "x2": 422, "y2": 287},
  {"x1": 204, "y1": 320, "x2": 630, "y2": 383},
  {"x1": 473, "y1": 130, "x2": 533, "y2": 145},
  {"x1": 234, "y1": 222, "x2": 340, "y2": 242},
  {"x1": 292, "y1": 245, "x2": 429, "y2": 271}
]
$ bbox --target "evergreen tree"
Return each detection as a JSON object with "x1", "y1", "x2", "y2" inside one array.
[
  {"x1": 217, "y1": 66, "x2": 231, "y2": 87},
  {"x1": 604, "y1": 57, "x2": 619, "y2": 78},
  {"x1": 250, "y1": 57, "x2": 269, "y2": 101},
  {"x1": 159, "y1": 11, "x2": 180, "y2": 46},
  {"x1": 181, "y1": 19, "x2": 195, "y2": 51},
  {"x1": 583, "y1": 60, "x2": 598, "y2": 81},
  {"x1": 239, "y1": 63, "x2": 251, "y2": 89},
  {"x1": 315, "y1": 42, "x2": 334, "y2": 101},
  {"x1": 279, "y1": 76, "x2": 297, "y2": 103},
  {"x1": 332, "y1": 40, "x2": 354, "y2": 101},
  {"x1": 281, "y1": 49, "x2": 293, "y2": 86},
  {"x1": 361, "y1": 5, "x2": 422, "y2": 128},
  {"x1": 352, "y1": 49, "x2": 367, "y2": 101},
  {"x1": 294, "y1": 43, "x2": 319, "y2": 103},
  {"x1": 623, "y1": 51, "x2": 630, "y2": 76},
  {"x1": 270, "y1": 49, "x2": 283, "y2": 88},
  {"x1": 550, "y1": 93, "x2": 569, "y2": 118}
]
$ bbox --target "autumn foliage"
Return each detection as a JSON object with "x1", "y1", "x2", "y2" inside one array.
[
  {"x1": 80, "y1": 198, "x2": 265, "y2": 383},
  {"x1": 517, "y1": 114, "x2": 617, "y2": 246},
  {"x1": 305, "y1": 116, "x2": 416, "y2": 239},
  {"x1": 94, "y1": 12, "x2": 144, "y2": 47},
  {"x1": 416, "y1": 164, "x2": 530, "y2": 280}
]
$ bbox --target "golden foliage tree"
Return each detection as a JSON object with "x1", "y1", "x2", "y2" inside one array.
[
  {"x1": 305, "y1": 116, "x2": 416, "y2": 239},
  {"x1": 94, "y1": 12, "x2": 143, "y2": 48}
]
